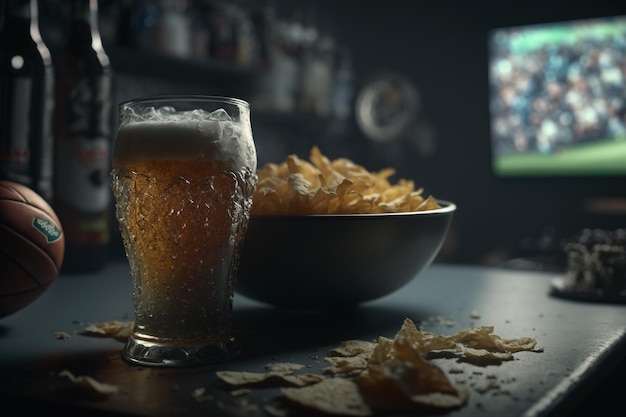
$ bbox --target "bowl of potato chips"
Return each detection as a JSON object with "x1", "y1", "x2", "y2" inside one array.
[{"x1": 236, "y1": 147, "x2": 456, "y2": 310}]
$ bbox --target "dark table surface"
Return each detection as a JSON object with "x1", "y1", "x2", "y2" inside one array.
[{"x1": 1, "y1": 260, "x2": 626, "y2": 417}]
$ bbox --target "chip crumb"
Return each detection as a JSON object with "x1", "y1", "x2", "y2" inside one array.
[
  {"x1": 329, "y1": 340, "x2": 377, "y2": 358},
  {"x1": 83, "y1": 320, "x2": 133, "y2": 341},
  {"x1": 54, "y1": 331, "x2": 72, "y2": 340},
  {"x1": 264, "y1": 402, "x2": 289, "y2": 417},
  {"x1": 231, "y1": 388, "x2": 251, "y2": 397},
  {"x1": 474, "y1": 379, "x2": 500, "y2": 394},
  {"x1": 424, "y1": 315, "x2": 457, "y2": 327},
  {"x1": 58, "y1": 370, "x2": 118, "y2": 397},
  {"x1": 470, "y1": 310, "x2": 481, "y2": 319},
  {"x1": 324, "y1": 355, "x2": 369, "y2": 376},
  {"x1": 265, "y1": 362, "x2": 304, "y2": 374},
  {"x1": 217, "y1": 398, "x2": 261, "y2": 416},
  {"x1": 190, "y1": 387, "x2": 214, "y2": 402}
]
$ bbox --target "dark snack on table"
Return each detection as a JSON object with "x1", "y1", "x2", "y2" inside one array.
[{"x1": 556, "y1": 229, "x2": 626, "y2": 300}]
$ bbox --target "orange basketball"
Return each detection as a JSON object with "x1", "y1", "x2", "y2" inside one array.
[{"x1": 0, "y1": 180, "x2": 65, "y2": 318}]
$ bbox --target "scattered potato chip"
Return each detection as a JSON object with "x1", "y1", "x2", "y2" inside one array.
[
  {"x1": 216, "y1": 367, "x2": 325, "y2": 388},
  {"x1": 190, "y1": 387, "x2": 213, "y2": 402},
  {"x1": 264, "y1": 402, "x2": 290, "y2": 417},
  {"x1": 83, "y1": 320, "x2": 134, "y2": 341},
  {"x1": 230, "y1": 388, "x2": 251, "y2": 397},
  {"x1": 54, "y1": 331, "x2": 71, "y2": 340},
  {"x1": 252, "y1": 147, "x2": 440, "y2": 215},
  {"x1": 450, "y1": 326, "x2": 539, "y2": 353},
  {"x1": 463, "y1": 347, "x2": 513, "y2": 362},
  {"x1": 356, "y1": 319, "x2": 468, "y2": 411},
  {"x1": 58, "y1": 370, "x2": 118, "y2": 396},
  {"x1": 324, "y1": 356, "x2": 370, "y2": 376},
  {"x1": 217, "y1": 398, "x2": 261, "y2": 415},
  {"x1": 329, "y1": 340, "x2": 378, "y2": 358},
  {"x1": 265, "y1": 362, "x2": 305, "y2": 374},
  {"x1": 282, "y1": 378, "x2": 372, "y2": 416},
  {"x1": 216, "y1": 318, "x2": 542, "y2": 416}
]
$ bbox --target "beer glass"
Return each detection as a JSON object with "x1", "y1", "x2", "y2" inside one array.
[{"x1": 111, "y1": 96, "x2": 257, "y2": 367}]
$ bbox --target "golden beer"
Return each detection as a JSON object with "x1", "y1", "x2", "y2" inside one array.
[{"x1": 111, "y1": 97, "x2": 256, "y2": 366}]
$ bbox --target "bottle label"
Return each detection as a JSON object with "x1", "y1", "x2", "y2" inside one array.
[
  {"x1": 57, "y1": 75, "x2": 112, "y2": 213},
  {"x1": 1, "y1": 77, "x2": 32, "y2": 182}
]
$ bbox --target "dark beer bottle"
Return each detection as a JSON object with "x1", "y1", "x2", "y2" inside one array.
[
  {"x1": 0, "y1": 0, "x2": 55, "y2": 203},
  {"x1": 55, "y1": 0, "x2": 112, "y2": 272}
]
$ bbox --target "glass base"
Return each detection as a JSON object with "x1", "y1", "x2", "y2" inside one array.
[{"x1": 122, "y1": 335, "x2": 240, "y2": 367}]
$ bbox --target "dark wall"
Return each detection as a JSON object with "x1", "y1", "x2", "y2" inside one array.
[{"x1": 267, "y1": 1, "x2": 626, "y2": 265}]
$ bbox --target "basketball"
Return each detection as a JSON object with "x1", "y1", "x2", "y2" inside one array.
[{"x1": 0, "y1": 180, "x2": 65, "y2": 318}]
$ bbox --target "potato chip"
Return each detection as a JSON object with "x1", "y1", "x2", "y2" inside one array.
[
  {"x1": 190, "y1": 387, "x2": 213, "y2": 402},
  {"x1": 215, "y1": 318, "x2": 541, "y2": 416},
  {"x1": 355, "y1": 319, "x2": 468, "y2": 411},
  {"x1": 265, "y1": 362, "x2": 306, "y2": 374},
  {"x1": 357, "y1": 362, "x2": 468, "y2": 412},
  {"x1": 329, "y1": 340, "x2": 378, "y2": 358},
  {"x1": 324, "y1": 356, "x2": 370, "y2": 376},
  {"x1": 59, "y1": 370, "x2": 119, "y2": 396},
  {"x1": 83, "y1": 320, "x2": 133, "y2": 341},
  {"x1": 463, "y1": 347, "x2": 513, "y2": 362},
  {"x1": 216, "y1": 365, "x2": 325, "y2": 388},
  {"x1": 252, "y1": 147, "x2": 440, "y2": 215},
  {"x1": 281, "y1": 378, "x2": 372, "y2": 416},
  {"x1": 450, "y1": 326, "x2": 539, "y2": 353},
  {"x1": 391, "y1": 318, "x2": 460, "y2": 357}
]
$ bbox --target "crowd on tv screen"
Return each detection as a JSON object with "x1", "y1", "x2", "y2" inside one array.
[{"x1": 489, "y1": 24, "x2": 626, "y2": 156}]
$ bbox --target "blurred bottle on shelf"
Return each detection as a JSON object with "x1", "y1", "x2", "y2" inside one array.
[
  {"x1": 208, "y1": 1, "x2": 238, "y2": 62},
  {"x1": 113, "y1": 0, "x2": 138, "y2": 49},
  {"x1": 259, "y1": 11, "x2": 302, "y2": 112},
  {"x1": 0, "y1": 0, "x2": 55, "y2": 203},
  {"x1": 332, "y1": 46, "x2": 354, "y2": 120},
  {"x1": 232, "y1": 4, "x2": 260, "y2": 68},
  {"x1": 55, "y1": 0, "x2": 113, "y2": 273},
  {"x1": 158, "y1": 0, "x2": 191, "y2": 58},
  {"x1": 135, "y1": 0, "x2": 161, "y2": 52},
  {"x1": 250, "y1": 1, "x2": 273, "y2": 70},
  {"x1": 189, "y1": 0, "x2": 211, "y2": 60},
  {"x1": 298, "y1": 23, "x2": 335, "y2": 116},
  {"x1": 296, "y1": 7, "x2": 319, "y2": 113}
]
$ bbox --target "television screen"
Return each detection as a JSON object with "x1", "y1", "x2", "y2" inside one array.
[{"x1": 488, "y1": 15, "x2": 626, "y2": 177}]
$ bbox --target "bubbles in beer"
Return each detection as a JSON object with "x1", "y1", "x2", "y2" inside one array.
[{"x1": 112, "y1": 160, "x2": 256, "y2": 343}]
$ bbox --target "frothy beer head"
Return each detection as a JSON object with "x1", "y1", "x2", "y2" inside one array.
[{"x1": 113, "y1": 103, "x2": 257, "y2": 172}]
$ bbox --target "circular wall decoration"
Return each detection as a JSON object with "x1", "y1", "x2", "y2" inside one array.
[{"x1": 355, "y1": 72, "x2": 420, "y2": 142}]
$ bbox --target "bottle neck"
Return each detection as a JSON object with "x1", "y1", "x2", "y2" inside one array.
[
  {"x1": 2, "y1": 0, "x2": 44, "y2": 42},
  {"x1": 69, "y1": 0, "x2": 104, "y2": 51}
]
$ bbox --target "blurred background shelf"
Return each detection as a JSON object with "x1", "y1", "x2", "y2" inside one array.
[{"x1": 108, "y1": 47, "x2": 262, "y2": 83}]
